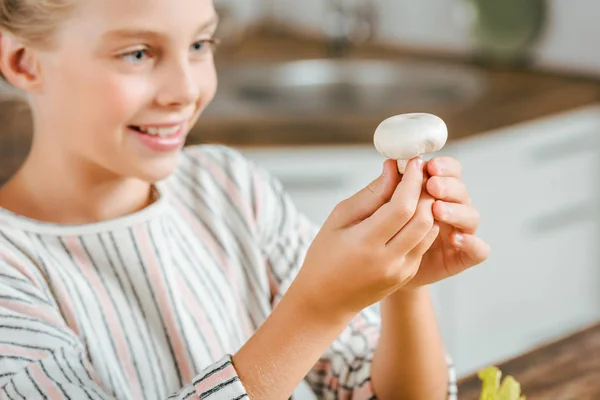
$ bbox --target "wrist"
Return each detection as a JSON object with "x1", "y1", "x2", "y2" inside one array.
[
  {"x1": 233, "y1": 284, "x2": 352, "y2": 399},
  {"x1": 386, "y1": 285, "x2": 430, "y2": 304}
]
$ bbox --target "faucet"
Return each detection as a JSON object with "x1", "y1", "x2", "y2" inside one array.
[{"x1": 323, "y1": 0, "x2": 378, "y2": 57}]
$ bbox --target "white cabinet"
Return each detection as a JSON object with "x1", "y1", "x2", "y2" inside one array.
[
  {"x1": 239, "y1": 103, "x2": 600, "y2": 385},
  {"x1": 441, "y1": 104, "x2": 600, "y2": 376}
]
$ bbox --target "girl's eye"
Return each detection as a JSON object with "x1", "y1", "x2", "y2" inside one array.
[
  {"x1": 191, "y1": 39, "x2": 218, "y2": 54},
  {"x1": 121, "y1": 49, "x2": 149, "y2": 64}
]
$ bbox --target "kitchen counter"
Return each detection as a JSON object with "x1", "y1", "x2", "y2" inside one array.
[
  {"x1": 190, "y1": 26, "x2": 600, "y2": 148},
  {"x1": 457, "y1": 322, "x2": 600, "y2": 399},
  {"x1": 1, "y1": 26, "x2": 600, "y2": 181}
]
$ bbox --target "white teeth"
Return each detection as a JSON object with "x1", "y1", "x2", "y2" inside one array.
[{"x1": 137, "y1": 125, "x2": 181, "y2": 137}]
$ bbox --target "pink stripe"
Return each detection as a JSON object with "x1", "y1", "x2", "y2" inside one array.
[
  {"x1": 194, "y1": 364, "x2": 237, "y2": 392},
  {"x1": 134, "y1": 226, "x2": 194, "y2": 383},
  {"x1": 0, "y1": 343, "x2": 47, "y2": 360},
  {"x1": 39, "y1": 244, "x2": 82, "y2": 336},
  {"x1": 176, "y1": 275, "x2": 222, "y2": 359},
  {"x1": 0, "y1": 252, "x2": 39, "y2": 288},
  {"x1": 30, "y1": 363, "x2": 63, "y2": 399},
  {"x1": 251, "y1": 168, "x2": 262, "y2": 222},
  {"x1": 189, "y1": 148, "x2": 255, "y2": 229},
  {"x1": 171, "y1": 197, "x2": 229, "y2": 270},
  {"x1": 0, "y1": 301, "x2": 63, "y2": 327},
  {"x1": 170, "y1": 197, "x2": 254, "y2": 338},
  {"x1": 64, "y1": 238, "x2": 144, "y2": 399}
]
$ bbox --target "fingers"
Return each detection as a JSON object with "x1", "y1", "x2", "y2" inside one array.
[
  {"x1": 328, "y1": 159, "x2": 400, "y2": 228},
  {"x1": 386, "y1": 192, "x2": 435, "y2": 253},
  {"x1": 362, "y1": 157, "x2": 425, "y2": 241},
  {"x1": 426, "y1": 176, "x2": 471, "y2": 204},
  {"x1": 427, "y1": 156, "x2": 462, "y2": 178},
  {"x1": 409, "y1": 223, "x2": 440, "y2": 257},
  {"x1": 433, "y1": 201, "x2": 480, "y2": 234},
  {"x1": 451, "y1": 232, "x2": 490, "y2": 272}
]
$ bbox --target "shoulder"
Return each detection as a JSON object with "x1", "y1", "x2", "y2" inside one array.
[
  {"x1": 163, "y1": 144, "x2": 266, "y2": 226},
  {"x1": 0, "y1": 226, "x2": 49, "y2": 289}
]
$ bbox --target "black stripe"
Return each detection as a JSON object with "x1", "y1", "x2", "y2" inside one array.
[
  {"x1": 129, "y1": 227, "x2": 183, "y2": 387},
  {"x1": 1, "y1": 341, "x2": 53, "y2": 353},
  {"x1": 170, "y1": 167, "x2": 266, "y2": 326},
  {"x1": 192, "y1": 360, "x2": 232, "y2": 386},
  {"x1": 0, "y1": 295, "x2": 33, "y2": 305},
  {"x1": 165, "y1": 178, "x2": 267, "y2": 331},
  {"x1": 26, "y1": 236, "x2": 71, "y2": 320},
  {"x1": 99, "y1": 233, "x2": 160, "y2": 397},
  {"x1": 80, "y1": 236, "x2": 145, "y2": 396},
  {"x1": 232, "y1": 395, "x2": 249, "y2": 400},
  {"x1": 11, "y1": 380, "x2": 26, "y2": 400},
  {"x1": 24, "y1": 368, "x2": 48, "y2": 399},
  {"x1": 60, "y1": 348, "x2": 85, "y2": 387},
  {"x1": 166, "y1": 186, "x2": 251, "y2": 336},
  {"x1": 54, "y1": 237, "x2": 117, "y2": 392},
  {"x1": 198, "y1": 376, "x2": 241, "y2": 398},
  {"x1": 2, "y1": 285, "x2": 50, "y2": 306},
  {"x1": 165, "y1": 218, "x2": 235, "y2": 350},
  {"x1": 109, "y1": 232, "x2": 168, "y2": 394},
  {"x1": 147, "y1": 223, "x2": 198, "y2": 376},
  {"x1": 0, "y1": 324, "x2": 74, "y2": 348},
  {"x1": 74, "y1": 352, "x2": 103, "y2": 400},
  {"x1": 166, "y1": 250, "x2": 218, "y2": 365},
  {"x1": 39, "y1": 361, "x2": 72, "y2": 400},
  {"x1": 51, "y1": 351, "x2": 74, "y2": 387},
  {"x1": 2, "y1": 386, "x2": 16, "y2": 400},
  {"x1": 0, "y1": 355, "x2": 34, "y2": 362},
  {"x1": 0, "y1": 272, "x2": 30, "y2": 284}
]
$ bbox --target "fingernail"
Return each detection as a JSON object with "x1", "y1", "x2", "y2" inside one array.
[
  {"x1": 438, "y1": 201, "x2": 449, "y2": 218},
  {"x1": 454, "y1": 232, "x2": 464, "y2": 247},
  {"x1": 416, "y1": 157, "x2": 424, "y2": 169}
]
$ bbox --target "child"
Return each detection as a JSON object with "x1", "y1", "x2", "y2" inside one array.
[{"x1": 0, "y1": 0, "x2": 489, "y2": 399}]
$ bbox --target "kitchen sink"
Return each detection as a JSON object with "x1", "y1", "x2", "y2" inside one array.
[{"x1": 205, "y1": 58, "x2": 487, "y2": 117}]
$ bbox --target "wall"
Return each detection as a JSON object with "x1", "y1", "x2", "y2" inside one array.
[{"x1": 225, "y1": 0, "x2": 600, "y2": 77}]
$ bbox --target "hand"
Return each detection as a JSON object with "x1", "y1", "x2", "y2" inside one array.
[
  {"x1": 291, "y1": 158, "x2": 437, "y2": 323},
  {"x1": 401, "y1": 156, "x2": 490, "y2": 290}
]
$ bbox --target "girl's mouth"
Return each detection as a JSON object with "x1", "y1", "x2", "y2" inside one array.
[{"x1": 128, "y1": 124, "x2": 183, "y2": 137}]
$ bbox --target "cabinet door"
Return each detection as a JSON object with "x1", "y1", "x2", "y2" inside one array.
[
  {"x1": 444, "y1": 104, "x2": 600, "y2": 377},
  {"x1": 241, "y1": 146, "x2": 385, "y2": 225}
]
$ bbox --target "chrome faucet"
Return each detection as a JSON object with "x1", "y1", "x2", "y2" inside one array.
[{"x1": 324, "y1": 0, "x2": 378, "y2": 57}]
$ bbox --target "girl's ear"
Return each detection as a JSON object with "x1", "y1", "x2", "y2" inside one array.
[{"x1": 0, "y1": 31, "x2": 43, "y2": 92}]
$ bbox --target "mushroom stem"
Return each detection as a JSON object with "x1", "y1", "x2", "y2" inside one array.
[{"x1": 396, "y1": 159, "x2": 409, "y2": 174}]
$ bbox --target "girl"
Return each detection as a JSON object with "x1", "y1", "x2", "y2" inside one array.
[{"x1": 0, "y1": 0, "x2": 489, "y2": 399}]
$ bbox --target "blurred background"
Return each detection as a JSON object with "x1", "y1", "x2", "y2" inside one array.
[{"x1": 1, "y1": 0, "x2": 600, "y2": 398}]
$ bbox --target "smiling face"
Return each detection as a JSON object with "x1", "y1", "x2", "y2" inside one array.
[{"x1": 25, "y1": 0, "x2": 219, "y2": 183}]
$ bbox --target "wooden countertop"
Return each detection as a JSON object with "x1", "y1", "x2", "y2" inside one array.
[
  {"x1": 457, "y1": 322, "x2": 600, "y2": 399},
  {"x1": 189, "y1": 26, "x2": 600, "y2": 148},
  {"x1": 1, "y1": 26, "x2": 600, "y2": 180}
]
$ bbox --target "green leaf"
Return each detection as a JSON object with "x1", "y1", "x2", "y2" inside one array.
[
  {"x1": 477, "y1": 366, "x2": 526, "y2": 400},
  {"x1": 498, "y1": 375, "x2": 522, "y2": 400}
]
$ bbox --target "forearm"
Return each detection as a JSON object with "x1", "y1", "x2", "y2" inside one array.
[
  {"x1": 232, "y1": 283, "x2": 352, "y2": 400},
  {"x1": 371, "y1": 286, "x2": 449, "y2": 399}
]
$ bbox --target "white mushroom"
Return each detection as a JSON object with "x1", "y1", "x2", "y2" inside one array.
[{"x1": 373, "y1": 112, "x2": 448, "y2": 174}]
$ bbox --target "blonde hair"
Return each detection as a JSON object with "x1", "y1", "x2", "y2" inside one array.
[{"x1": 0, "y1": 0, "x2": 75, "y2": 83}]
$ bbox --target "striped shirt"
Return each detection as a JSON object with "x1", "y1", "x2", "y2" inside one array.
[{"x1": 0, "y1": 145, "x2": 456, "y2": 399}]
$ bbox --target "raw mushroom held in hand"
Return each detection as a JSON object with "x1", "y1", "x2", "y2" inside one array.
[{"x1": 373, "y1": 113, "x2": 448, "y2": 173}]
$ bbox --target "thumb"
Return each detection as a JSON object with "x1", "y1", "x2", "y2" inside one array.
[{"x1": 328, "y1": 159, "x2": 400, "y2": 228}]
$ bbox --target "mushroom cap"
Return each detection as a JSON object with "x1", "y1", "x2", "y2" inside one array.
[{"x1": 373, "y1": 113, "x2": 448, "y2": 160}]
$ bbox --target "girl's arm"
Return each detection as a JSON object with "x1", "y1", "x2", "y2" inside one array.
[
  {"x1": 0, "y1": 259, "x2": 250, "y2": 400},
  {"x1": 371, "y1": 287, "x2": 455, "y2": 399}
]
